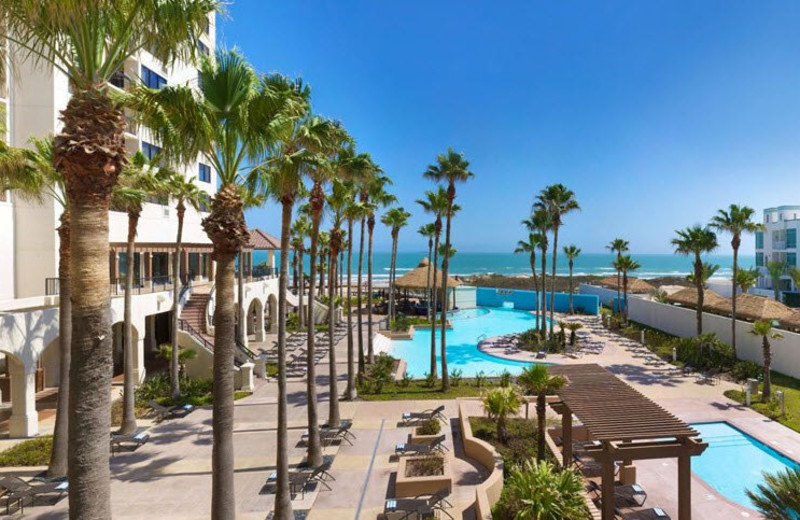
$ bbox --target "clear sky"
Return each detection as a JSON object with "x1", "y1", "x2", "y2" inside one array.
[{"x1": 220, "y1": 1, "x2": 800, "y2": 255}]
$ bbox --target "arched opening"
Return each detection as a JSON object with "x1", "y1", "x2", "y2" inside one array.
[
  {"x1": 111, "y1": 321, "x2": 140, "y2": 381},
  {"x1": 0, "y1": 350, "x2": 41, "y2": 437},
  {"x1": 143, "y1": 311, "x2": 172, "y2": 378},
  {"x1": 266, "y1": 294, "x2": 278, "y2": 333},
  {"x1": 246, "y1": 298, "x2": 264, "y2": 342}
]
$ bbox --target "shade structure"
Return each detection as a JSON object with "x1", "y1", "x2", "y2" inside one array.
[
  {"x1": 248, "y1": 228, "x2": 283, "y2": 250},
  {"x1": 598, "y1": 276, "x2": 655, "y2": 294},
  {"x1": 665, "y1": 287, "x2": 731, "y2": 314},
  {"x1": 714, "y1": 293, "x2": 796, "y2": 322},
  {"x1": 394, "y1": 257, "x2": 460, "y2": 289}
]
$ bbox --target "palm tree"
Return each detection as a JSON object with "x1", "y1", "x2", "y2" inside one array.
[
  {"x1": 535, "y1": 184, "x2": 579, "y2": 329},
  {"x1": 382, "y1": 207, "x2": 411, "y2": 321},
  {"x1": 418, "y1": 223, "x2": 436, "y2": 322},
  {"x1": 750, "y1": 320, "x2": 782, "y2": 401},
  {"x1": 416, "y1": 187, "x2": 449, "y2": 378},
  {"x1": 163, "y1": 171, "x2": 205, "y2": 400},
  {"x1": 746, "y1": 467, "x2": 800, "y2": 520},
  {"x1": 563, "y1": 245, "x2": 581, "y2": 314},
  {"x1": 737, "y1": 267, "x2": 760, "y2": 295},
  {"x1": 130, "y1": 50, "x2": 304, "y2": 519},
  {"x1": 710, "y1": 205, "x2": 762, "y2": 357},
  {"x1": 530, "y1": 209, "x2": 553, "y2": 338},
  {"x1": 291, "y1": 216, "x2": 310, "y2": 330},
  {"x1": 518, "y1": 365, "x2": 567, "y2": 461},
  {"x1": 424, "y1": 148, "x2": 474, "y2": 391},
  {"x1": 481, "y1": 386, "x2": 521, "y2": 444},
  {"x1": 514, "y1": 232, "x2": 540, "y2": 296},
  {"x1": 613, "y1": 255, "x2": 641, "y2": 323},
  {"x1": 766, "y1": 260, "x2": 786, "y2": 302},
  {"x1": 343, "y1": 196, "x2": 366, "y2": 399},
  {"x1": 685, "y1": 262, "x2": 720, "y2": 287},
  {"x1": 672, "y1": 226, "x2": 718, "y2": 337},
  {"x1": 498, "y1": 460, "x2": 587, "y2": 520},
  {"x1": 0, "y1": 137, "x2": 70, "y2": 478},
  {"x1": 0, "y1": 3, "x2": 215, "y2": 513},
  {"x1": 157, "y1": 344, "x2": 197, "y2": 380},
  {"x1": 366, "y1": 176, "x2": 395, "y2": 364},
  {"x1": 607, "y1": 238, "x2": 630, "y2": 315},
  {"x1": 112, "y1": 151, "x2": 162, "y2": 436}
]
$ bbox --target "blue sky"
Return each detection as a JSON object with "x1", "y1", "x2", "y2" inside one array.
[{"x1": 221, "y1": 1, "x2": 800, "y2": 254}]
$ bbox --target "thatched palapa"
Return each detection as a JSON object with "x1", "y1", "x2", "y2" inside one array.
[
  {"x1": 394, "y1": 257, "x2": 460, "y2": 290},
  {"x1": 710, "y1": 293, "x2": 796, "y2": 322},
  {"x1": 599, "y1": 276, "x2": 655, "y2": 294},
  {"x1": 664, "y1": 287, "x2": 732, "y2": 314}
]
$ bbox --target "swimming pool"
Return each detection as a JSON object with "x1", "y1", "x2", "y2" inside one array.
[
  {"x1": 691, "y1": 421, "x2": 800, "y2": 510},
  {"x1": 387, "y1": 306, "x2": 544, "y2": 377}
]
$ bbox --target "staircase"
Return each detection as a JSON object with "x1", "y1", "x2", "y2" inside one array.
[{"x1": 180, "y1": 292, "x2": 214, "y2": 346}]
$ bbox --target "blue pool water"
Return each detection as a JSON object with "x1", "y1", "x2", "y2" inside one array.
[
  {"x1": 691, "y1": 422, "x2": 800, "y2": 510},
  {"x1": 387, "y1": 306, "x2": 544, "y2": 377}
]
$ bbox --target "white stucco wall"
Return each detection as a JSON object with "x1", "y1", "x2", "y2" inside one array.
[
  {"x1": 0, "y1": 199, "x2": 15, "y2": 300},
  {"x1": 628, "y1": 297, "x2": 800, "y2": 380}
]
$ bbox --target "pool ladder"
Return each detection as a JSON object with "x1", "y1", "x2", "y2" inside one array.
[{"x1": 477, "y1": 333, "x2": 487, "y2": 342}]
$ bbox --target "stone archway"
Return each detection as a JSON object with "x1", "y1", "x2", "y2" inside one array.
[{"x1": 246, "y1": 298, "x2": 264, "y2": 342}]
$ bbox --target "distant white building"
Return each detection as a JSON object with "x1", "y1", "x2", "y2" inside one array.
[{"x1": 754, "y1": 206, "x2": 800, "y2": 303}]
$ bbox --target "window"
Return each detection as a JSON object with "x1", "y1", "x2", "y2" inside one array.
[
  {"x1": 141, "y1": 141, "x2": 161, "y2": 161},
  {"x1": 205, "y1": 17, "x2": 211, "y2": 34},
  {"x1": 198, "y1": 163, "x2": 211, "y2": 183},
  {"x1": 197, "y1": 69, "x2": 204, "y2": 90},
  {"x1": 109, "y1": 70, "x2": 125, "y2": 89},
  {"x1": 755, "y1": 231, "x2": 764, "y2": 249},
  {"x1": 197, "y1": 40, "x2": 210, "y2": 56},
  {"x1": 141, "y1": 65, "x2": 167, "y2": 90},
  {"x1": 756, "y1": 252, "x2": 764, "y2": 267},
  {"x1": 788, "y1": 229, "x2": 797, "y2": 249},
  {"x1": 788, "y1": 253, "x2": 797, "y2": 267}
]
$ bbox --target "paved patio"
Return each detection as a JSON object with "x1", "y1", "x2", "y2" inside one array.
[{"x1": 12, "y1": 313, "x2": 800, "y2": 519}]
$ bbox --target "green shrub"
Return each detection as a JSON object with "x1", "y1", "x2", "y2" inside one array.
[
  {"x1": 362, "y1": 353, "x2": 395, "y2": 394},
  {"x1": 0, "y1": 436, "x2": 53, "y2": 467},
  {"x1": 390, "y1": 314, "x2": 411, "y2": 332},
  {"x1": 451, "y1": 368, "x2": 463, "y2": 387},
  {"x1": 135, "y1": 373, "x2": 214, "y2": 407},
  {"x1": 474, "y1": 370, "x2": 487, "y2": 389},
  {"x1": 287, "y1": 312, "x2": 299, "y2": 330},
  {"x1": 499, "y1": 370, "x2": 512, "y2": 388},
  {"x1": 424, "y1": 371, "x2": 437, "y2": 389},
  {"x1": 732, "y1": 361, "x2": 762, "y2": 382},
  {"x1": 493, "y1": 459, "x2": 587, "y2": 520},
  {"x1": 418, "y1": 418, "x2": 441, "y2": 435},
  {"x1": 398, "y1": 371, "x2": 412, "y2": 388}
]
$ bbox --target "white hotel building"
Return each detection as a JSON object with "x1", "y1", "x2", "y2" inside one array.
[
  {"x1": 754, "y1": 205, "x2": 800, "y2": 304},
  {"x1": 0, "y1": 16, "x2": 284, "y2": 437}
]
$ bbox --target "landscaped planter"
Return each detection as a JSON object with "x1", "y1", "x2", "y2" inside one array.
[
  {"x1": 409, "y1": 432, "x2": 442, "y2": 445},
  {"x1": 395, "y1": 455, "x2": 452, "y2": 498},
  {"x1": 379, "y1": 328, "x2": 414, "y2": 340}
]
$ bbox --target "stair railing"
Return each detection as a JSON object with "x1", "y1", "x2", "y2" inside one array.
[{"x1": 178, "y1": 318, "x2": 214, "y2": 354}]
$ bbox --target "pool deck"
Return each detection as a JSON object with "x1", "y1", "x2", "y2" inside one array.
[{"x1": 16, "y1": 312, "x2": 800, "y2": 519}]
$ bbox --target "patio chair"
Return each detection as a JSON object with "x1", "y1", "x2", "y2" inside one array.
[
  {"x1": 147, "y1": 400, "x2": 195, "y2": 422},
  {"x1": 0, "y1": 476, "x2": 69, "y2": 512},
  {"x1": 110, "y1": 427, "x2": 151, "y2": 454},
  {"x1": 385, "y1": 488, "x2": 453, "y2": 512},
  {"x1": 395, "y1": 434, "x2": 448, "y2": 456},
  {"x1": 588, "y1": 480, "x2": 647, "y2": 507},
  {"x1": 616, "y1": 506, "x2": 670, "y2": 519},
  {"x1": 384, "y1": 494, "x2": 454, "y2": 520},
  {"x1": 401, "y1": 405, "x2": 447, "y2": 425}
]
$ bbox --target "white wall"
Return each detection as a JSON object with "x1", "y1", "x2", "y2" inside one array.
[
  {"x1": 455, "y1": 286, "x2": 477, "y2": 309},
  {"x1": 0, "y1": 199, "x2": 15, "y2": 300},
  {"x1": 628, "y1": 297, "x2": 800, "y2": 380},
  {"x1": 578, "y1": 283, "x2": 619, "y2": 306}
]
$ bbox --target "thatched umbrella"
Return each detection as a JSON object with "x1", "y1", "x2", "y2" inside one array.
[
  {"x1": 394, "y1": 257, "x2": 461, "y2": 290},
  {"x1": 598, "y1": 276, "x2": 656, "y2": 294},
  {"x1": 665, "y1": 287, "x2": 732, "y2": 314},
  {"x1": 717, "y1": 293, "x2": 796, "y2": 322}
]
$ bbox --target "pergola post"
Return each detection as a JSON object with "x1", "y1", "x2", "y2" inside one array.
[
  {"x1": 678, "y1": 451, "x2": 692, "y2": 520},
  {"x1": 601, "y1": 441, "x2": 616, "y2": 520},
  {"x1": 561, "y1": 409, "x2": 573, "y2": 468}
]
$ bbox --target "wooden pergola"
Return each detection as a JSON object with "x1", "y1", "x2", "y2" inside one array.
[{"x1": 548, "y1": 364, "x2": 707, "y2": 520}]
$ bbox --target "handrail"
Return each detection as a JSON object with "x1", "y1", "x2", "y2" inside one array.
[
  {"x1": 235, "y1": 338, "x2": 257, "y2": 360},
  {"x1": 178, "y1": 318, "x2": 214, "y2": 353},
  {"x1": 45, "y1": 275, "x2": 175, "y2": 297}
]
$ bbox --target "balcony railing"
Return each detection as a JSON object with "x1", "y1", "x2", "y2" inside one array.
[
  {"x1": 45, "y1": 276, "x2": 177, "y2": 296},
  {"x1": 234, "y1": 266, "x2": 276, "y2": 281}
]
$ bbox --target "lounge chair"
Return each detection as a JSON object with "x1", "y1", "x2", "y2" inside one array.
[
  {"x1": 573, "y1": 452, "x2": 620, "y2": 476},
  {"x1": 616, "y1": 506, "x2": 670, "y2": 519},
  {"x1": 384, "y1": 490, "x2": 455, "y2": 520},
  {"x1": 401, "y1": 405, "x2": 447, "y2": 425},
  {"x1": 395, "y1": 434, "x2": 448, "y2": 456},
  {"x1": 0, "y1": 476, "x2": 69, "y2": 513},
  {"x1": 110, "y1": 427, "x2": 151, "y2": 454},
  {"x1": 302, "y1": 422, "x2": 355, "y2": 446},
  {"x1": 695, "y1": 371, "x2": 719, "y2": 385},
  {"x1": 148, "y1": 400, "x2": 195, "y2": 422},
  {"x1": 588, "y1": 480, "x2": 647, "y2": 507}
]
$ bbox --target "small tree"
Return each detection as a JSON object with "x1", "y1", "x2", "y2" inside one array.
[
  {"x1": 766, "y1": 260, "x2": 787, "y2": 302},
  {"x1": 157, "y1": 344, "x2": 198, "y2": 380},
  {"x1": 518, "y1": 365, "x2": 567, "y2": 461},
  {"x1": 563, "y1": 245, "x2": 581, "y2": 314},
  {"x1": 481, "y1": 386, "x2": 521, "y2": 444},
  {"x1": 750, "y1": 320, "x2": 782, "y2": 401},
  {"x1": 494, "y1": 459, "x2": 586, "y2": 520},
  {"x1": 746, "y1": 467, "x2": 800, "y2": 520}
]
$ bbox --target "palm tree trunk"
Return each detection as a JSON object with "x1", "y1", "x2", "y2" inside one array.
[
  {"x1": 171, "y1": 204, "x2": 185, "y2": 400},
  {"x1": 357, "y1": 216, "x2": 366, "y2": 374},
  {"x1": 48, "y1": 212, "x2": 71, "y2": 478},
  {"x1": 568, "y1": 262, "x2": 574, "y2": 314},
  {"x1": 298, "y1": 250, "x2": 304, "y2": 330},
  {"x1": 732, "y1": 245, "x2": 739, "y2": 357},
  {"x1": 328, "y1": 246, "x2": 340, "y2": 427},
  {"x1": 237, "y1": 248, "x2": 245, "y2": 344},
  {"x1": 536, "y1": 393, "x2": 546, "y2": 461},
  {"x1": 695, "y1": 256, "x2": 704, "y2": 337},
  {"x1": 367, "y1": 216, "x2": 376, "y2": 364},
  {"x1": 293, "y1": 251, "x2": 298, "y2": 293},
  {"x1": 762, "y1": 337, "x2": 772, "y2": 401},
  {"x1": 623, "y1": 273, "x2": 629, "y2": 322},
  {"x1": 389, "y1": 233, "x2": 398, "y2": 321},
  {"x1": 425, "y1": 239, "x2": 432, "y2": 322},
  {"x1": 430, "y1": 229, "x2": 440, "y2": 379},
  {"x1": 530, "y1": 253, "x2": 538, "y2": 330},
  {"x1": 275, "y1": 201, "x2": 294, "y2": 520},
  {"x1": 344, "y1": 218, "x2": 357, "y2": 400},
  {"x1": 120, "y1": 213, "x2": 139, "y2": 435},
  {"x1": 440, "y1": 185, "x2": 455, "y2": 391},
  {"x1": 540, "y1": 246, "x2": 547, "y2": 337},
  {"x1": 549, "y1": 225, "x2": 559, "y2": 331},
  {"x1": 305, "y1": 187, "x2": 324, "y2": 468}
]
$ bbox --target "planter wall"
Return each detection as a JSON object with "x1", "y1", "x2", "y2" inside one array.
[{"x1": 395, "y1": 455, "x2": 452, "y2": 498}]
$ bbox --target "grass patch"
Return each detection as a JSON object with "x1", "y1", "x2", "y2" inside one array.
[
  {"x1": 469, "y1": 416, "x2": 556, "y2": 468},
  {"x1": 724, "y1": 370, "x2": 800, "y2": 432},
  {"x1": 234, "y1": 391, "x2": 252, "y2": 400},
  {"x1": 358, "y1": 379, "x2": 483, "y2": 401},
  {"x1": 0, "y1": 436, "x2": 52, "y2": 467}
]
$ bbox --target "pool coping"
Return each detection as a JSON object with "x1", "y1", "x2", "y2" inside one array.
[{"x1": 690, "y1": 419, "x2": 800, "y2": 516}]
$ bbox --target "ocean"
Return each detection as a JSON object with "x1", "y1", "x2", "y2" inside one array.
[{"x1": 252, "y1": 251, "x2": 755, "y2": 284}]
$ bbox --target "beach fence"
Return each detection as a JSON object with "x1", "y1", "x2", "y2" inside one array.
[
  {"x1": 628, "y1": 296, "x2": 800, "y2": 381},
  {"x1": 476, "y1": 287, "x2": 599, "y2": 315}
]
